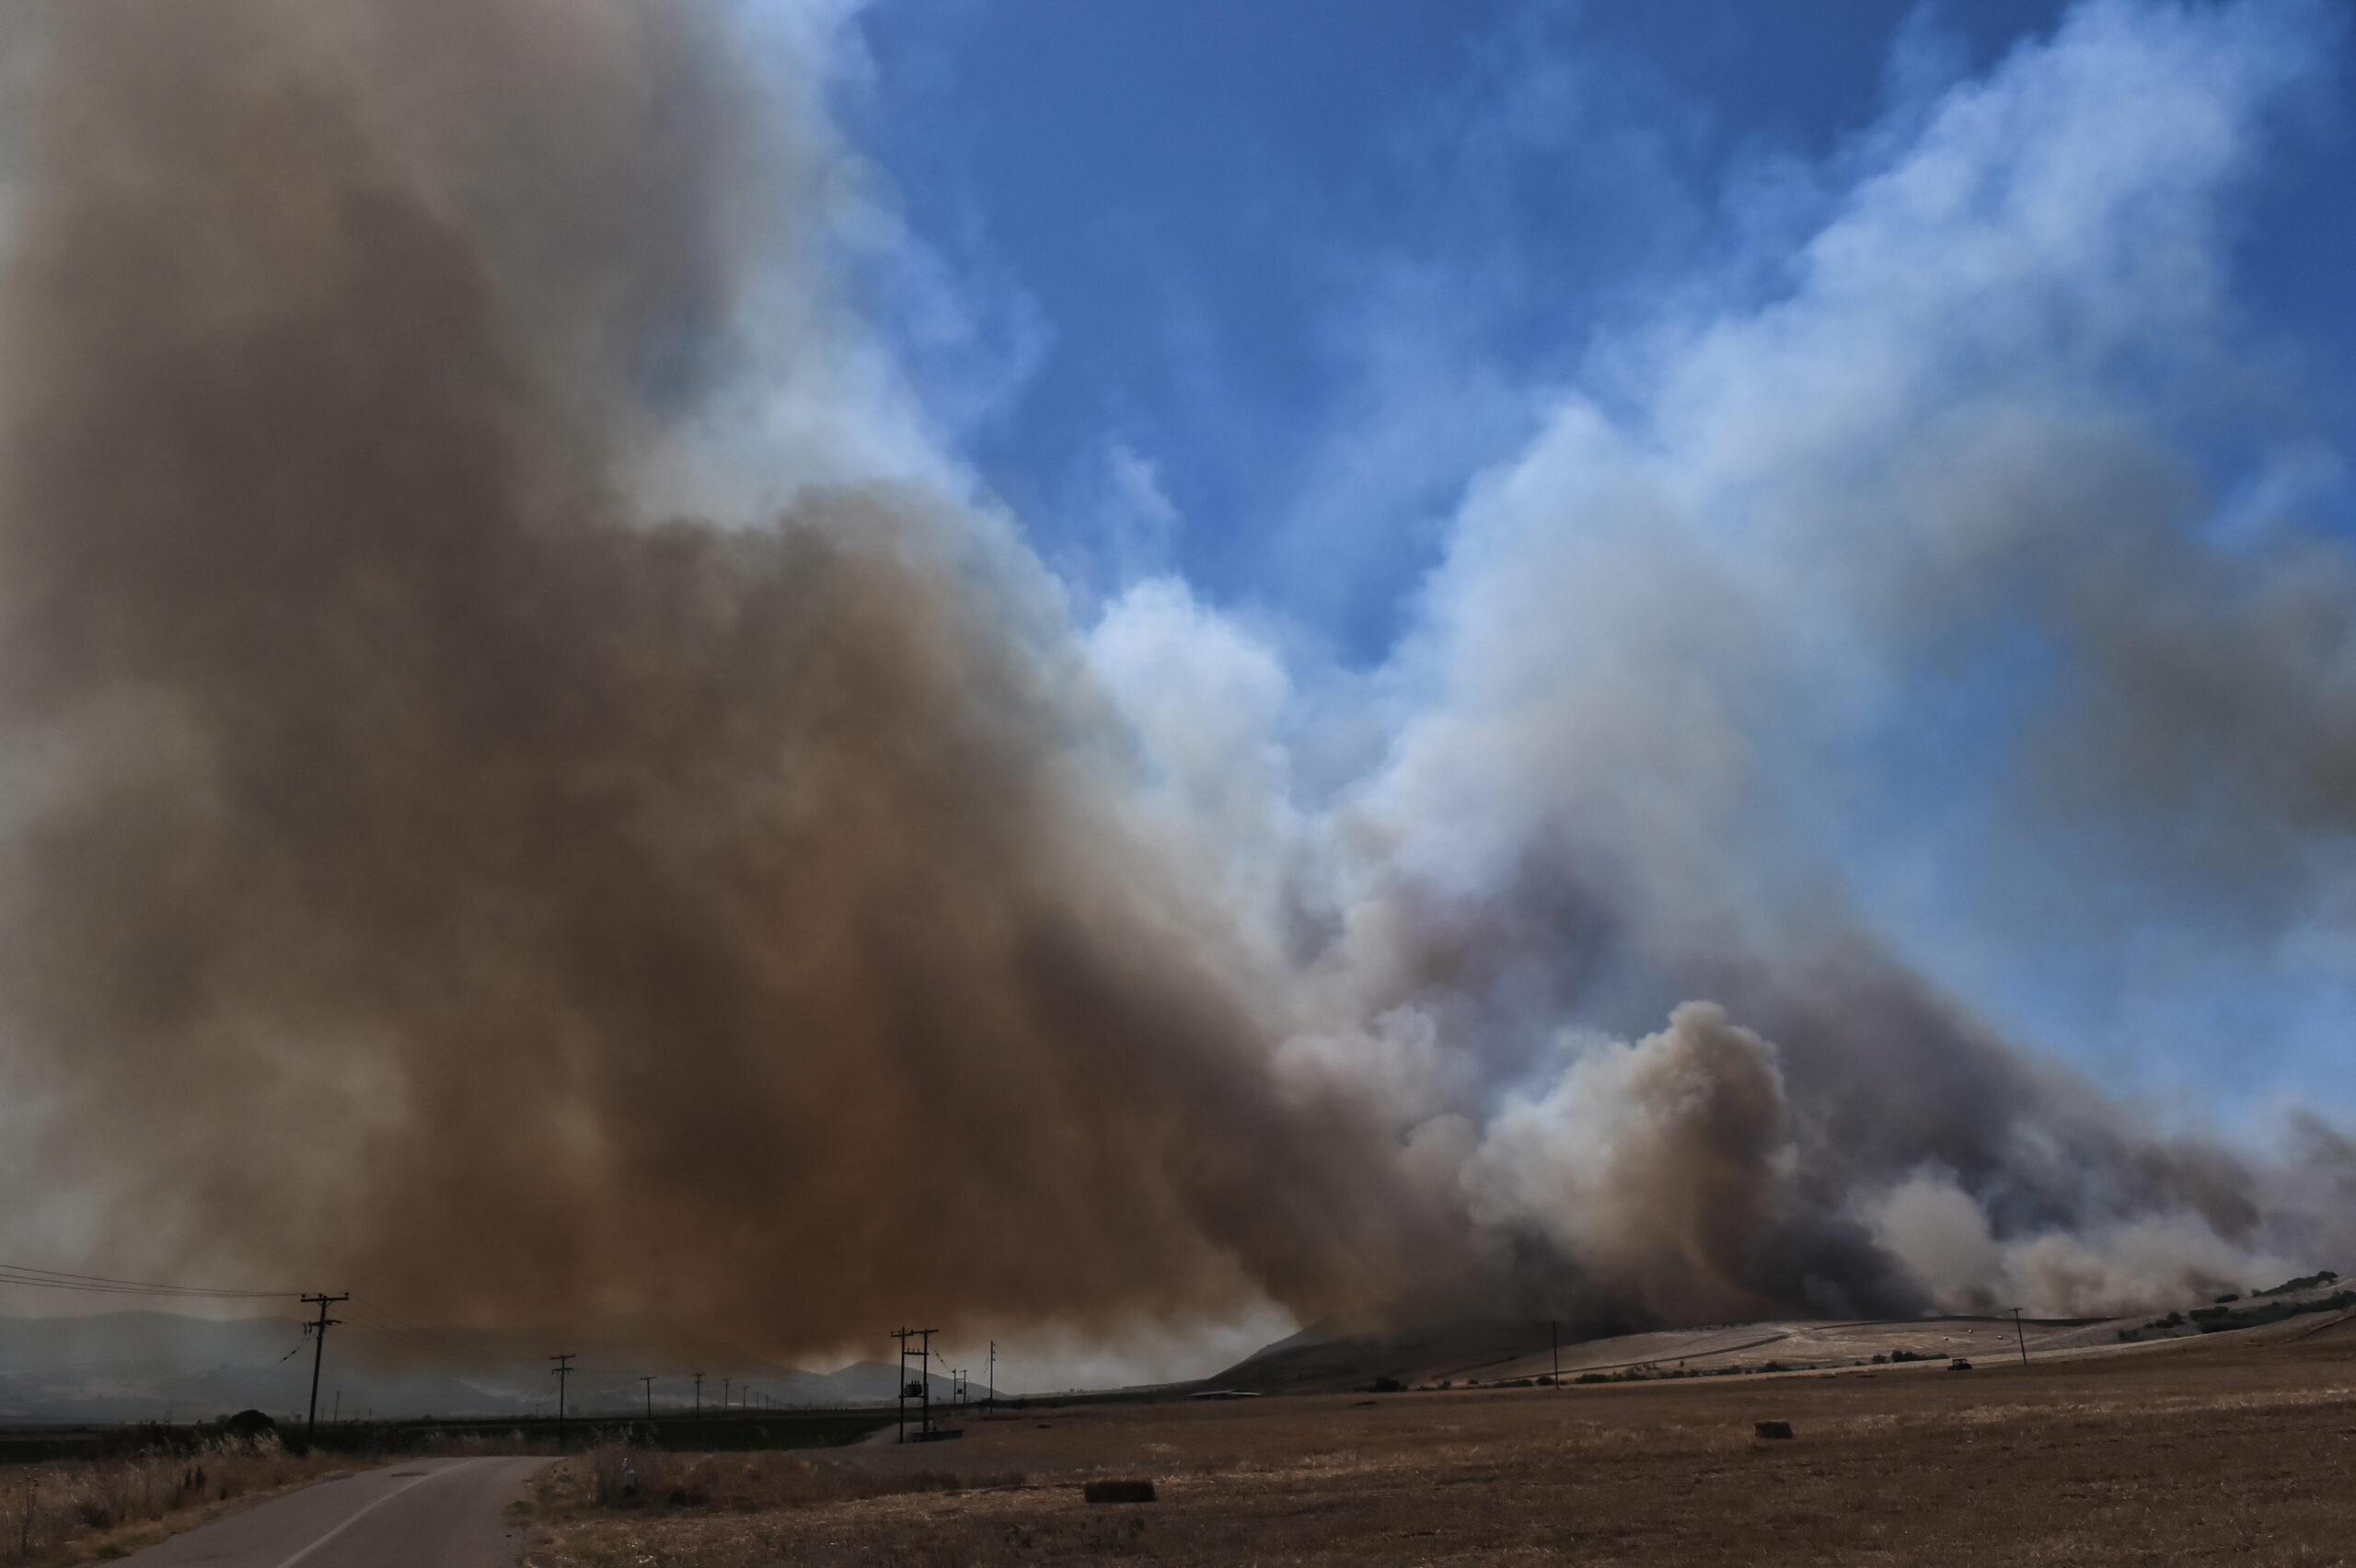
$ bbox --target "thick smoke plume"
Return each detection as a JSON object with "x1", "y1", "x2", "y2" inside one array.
[
  {"x1": 1, "y1": 0, "x2": 2351, "y2": 1367},
  {"x1": 0, "y1": 0, "x2": 1437, "y2": 1349}
]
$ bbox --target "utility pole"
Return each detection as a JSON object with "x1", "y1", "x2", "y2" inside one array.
[
  {"x1": 987, "y1": 1341, "x2": 996, "y2": 1415},
  {"x1": 891, "y1": 1328, "x2": 937, "y2": 1443},
  {"x1": 299, "y1": 1293, "x2": 347, "y2": 1445},
  {"x1": 549, "y1": 1354, "x2": 575, "y2": 1447},
  {"x1": 692, "y1": 1371, "x2": 704, "y2": 1416},
  {"x1": 2010, "y1": 1308, "x2": 2030, "y2": 1368},
  {"x1": 1551, "y1": 1320, "x2": 1560, "y2": 1388},
  {"x1": 721, "y1": 1375, "x2": 730, "y2": 1412},
  {"x1": 892, "y1": 1329, "x2": 909, "y2": 1444},
  {"x1": 639, "y1": 1375, "x2": 655, "y2": 1420}
]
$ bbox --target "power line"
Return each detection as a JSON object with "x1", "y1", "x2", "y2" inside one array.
[
  {"x1": 340, "y1": 1297, "x2": 516, "y2": 1369},
  {"x1": 0, "y1": 1261, "x2": 299, "y2": 1299}
]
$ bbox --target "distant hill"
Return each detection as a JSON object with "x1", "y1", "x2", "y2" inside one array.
[
  {"x1": 825, "y1": 1359, "x2": 996, "y2": 1404},
  {"x1": 1210, "y1": 1269, "x2": 2354, "y2": 1393},
  {"x1": 0, "y1": 1309, "x2": 507, "y2": 1424},
  {"x1": 0, "y1": 1310, "x2": 916, "y2": 1424}
]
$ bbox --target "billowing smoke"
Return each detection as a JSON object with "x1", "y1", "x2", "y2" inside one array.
[
  {"x1": 0, "y1": 0, "x2": 2350, "y2": 1366},
  {"x1": 0, "y1": 0, "x2": 1442, "y2": 1350},
  {"x1": 1085, "y1": 0, "x2": 2356, "y2": 1328}
]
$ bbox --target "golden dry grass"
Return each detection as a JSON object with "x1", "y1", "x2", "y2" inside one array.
[
  {"x1": 0, "y1": 1435, "x2": 352, "y2": 1564},
  {"x1": 0, "y1": 1425, "x2": 552, "y2": 1563},
  {"x1": 524, "y1": 1329, "x2": 2356, "y2": 1565}
]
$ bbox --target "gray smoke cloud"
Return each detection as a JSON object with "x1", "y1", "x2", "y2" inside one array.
[
  {"x1": 1094, "y1": 0, "x2": 2355, "y2": 1327},
  {"x1": 0, "y1": 0, "x2": 2350, "y2": 1371}
]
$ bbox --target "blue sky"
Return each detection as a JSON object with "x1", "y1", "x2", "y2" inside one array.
[
  {"x1": 849, "y1": 0, "x2": 2351, "y2": 639},
  {"x1": 803, "y1": 1, "x2": 2356, "y2": 1126}
]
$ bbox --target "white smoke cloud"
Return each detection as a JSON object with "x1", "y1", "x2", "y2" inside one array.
[{"x1": 1085, "y1": 0, "x2": 2354, "y2": 1324}]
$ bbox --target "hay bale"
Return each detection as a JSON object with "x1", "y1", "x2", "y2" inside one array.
[
  {"x1": 1753, "y1": 1421, "x2": 1795, "y2": 1440},
  {"x1": 1083, "y1": 1479, "x2": 1158, "y2": 1505}
]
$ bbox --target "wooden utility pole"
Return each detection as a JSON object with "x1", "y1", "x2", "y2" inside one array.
[
  {"x1": 891, "y1": 1328, "x2": 938, "y2": 1443},
  {"x1": 299, "y1": 1293, "x2": 347, "y2": 1444},
  {"x1": 639, "y1": 1375, "x2": 656, "y2": 1420},
  {"x1": 549, "y1": 1354, "x2": 575, "y2": 1447},
  {"x1": 2010, "y1": 1308, "x2": 2030, "y2": 1368},
  {"x1": 692, "y1": 1371, "x2": 704, "y2": 1416},
  {"x1": 987, "y1": 1342, "x2": 996, "y2": 1415}
]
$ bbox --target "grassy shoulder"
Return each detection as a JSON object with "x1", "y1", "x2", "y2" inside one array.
[
  {"x1": 2, "y1": 1435, "x2": 356, "y2": 1564},
  {"x1": 2, "y1": 1426, "x2": 568, "y2": 1564}
]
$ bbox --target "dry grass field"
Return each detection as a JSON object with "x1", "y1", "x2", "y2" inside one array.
[
  {"x1": 525, "y1": 1321, "x2": 2356, "y2": 1565},
  {"x1": 0, "y1": 1435, "x2": 352, "y2": 1564}
]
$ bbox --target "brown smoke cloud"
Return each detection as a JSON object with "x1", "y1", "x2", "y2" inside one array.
[{"x1": 0, "y1": 0, "x2": 1439, "y2": 1350}]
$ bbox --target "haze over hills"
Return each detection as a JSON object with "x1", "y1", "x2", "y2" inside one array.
[
  {"x1": 0, "y1": 1312, "x2": 989, "y2": 1424},
  {"x1": 1211, "y1": 1269, "x2": 2354, "y2": 1394},
  {"x1": 10, "y1": 1272, "x2": 2341, "y2": 1423}
]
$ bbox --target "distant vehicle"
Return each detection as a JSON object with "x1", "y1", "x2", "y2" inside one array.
[{"x1": 1947, "y1": 1358, "x2": 1974, "y2": 1371}]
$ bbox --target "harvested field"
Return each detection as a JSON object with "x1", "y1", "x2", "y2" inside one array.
[{"x1": 525, "y1": 1329, "x2": 2356, "y2": 1564}]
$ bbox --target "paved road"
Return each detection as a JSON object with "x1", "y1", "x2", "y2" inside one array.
[{"x1": 119, "y1": 1456, "x2": 547, "y2": 1568}]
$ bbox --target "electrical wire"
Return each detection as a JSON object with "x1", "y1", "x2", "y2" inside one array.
[
  {"x1": 341, "y1": 1297, "x2": 518, "y2": 1368},
  {"x1": 0, "y1": 1261, "x2": 301, "y2": 1299}
]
